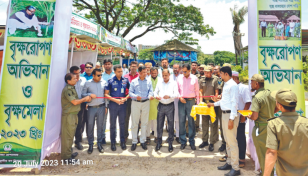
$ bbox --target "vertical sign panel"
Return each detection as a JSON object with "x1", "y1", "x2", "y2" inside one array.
[
  {"x1": 0, "y1": 0, "x2": 56, "y2": 167},
  {"x1": 258, "y1": 0, "x2": 304, "y2": 116}
]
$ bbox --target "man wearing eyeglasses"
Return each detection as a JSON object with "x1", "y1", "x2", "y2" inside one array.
[
  {"x1": 8, "y1": 6, "x2": 49, "y2": 37},
  {"x1": 81, "y1": 62, "x2": 94, "y2": 81},
  {"x1": 82, "y1": 69, "x2": 108, "y2": 154},
  {"x1": 70, "y1": 66, "x2": 87, "y2": 151}
]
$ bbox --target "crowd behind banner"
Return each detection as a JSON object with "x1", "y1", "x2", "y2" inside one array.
[{"x1": 60, "y1": 59, "x2": 308, "y2": 176}]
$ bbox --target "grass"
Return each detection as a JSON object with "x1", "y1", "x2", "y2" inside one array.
[
  {"x1": 8, "y1": 26, "x2": 53, "y2": 38},
  {"x1": 258, "y1": 28, "x2": 301, "y2": 41}
]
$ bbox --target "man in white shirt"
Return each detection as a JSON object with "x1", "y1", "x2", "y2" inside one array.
[
  {"x1": 289, "y1": 20, "x2": 296, "y2": 37},
  {"x1": 172, "y1": 63, "x2": 181, "y2": 144},
  {"x1": 122, "y1": 64, "x2": 129, "y2": 75},
  {"x1": 260, "y1": 20, "x2": 267, "y2": 37},
  {"x1": 154, "y1": 69, "x2": 179, "y2": 152},
  {"x1": 8, "y1": 6, "x2": 49, "y2": 37},
  {"x1": 208, "y1": 66, "x2": 240, "y2": 176},
  {"x1": 158, "y1": 58, "x2": 173, "y2": 78},
  {"x1": 232, "y1": 71, "x2": 252, "y2": 168},
  {"x1": 145, "y1": 62, "x2": 152, "y2": 80},
  {"x1": 70, "y1": 66, "x2": 87, "y2": 151}
]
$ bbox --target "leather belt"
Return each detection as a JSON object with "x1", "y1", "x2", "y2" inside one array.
[
  {"x1": 89, "y1": 103, "x2": 105, "y2": 108},
  {"x1": 134, "y1": 99, "x2": 149, "y2": 103},
  {"x1": 222, "y1": 110, "x2": 231, "y2": 114},
  {"x1": 184, "y1": 98, "x2": 195, "y2": 101}
]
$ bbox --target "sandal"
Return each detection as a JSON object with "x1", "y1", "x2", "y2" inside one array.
[
  {"x1": 219, "y1": 156, "x2": 227, "y2": 162},
  {"x1": 239, "y1": 161, "x2": 245, "y2": 168}
]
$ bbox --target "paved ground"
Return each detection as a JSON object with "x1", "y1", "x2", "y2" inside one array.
[{"x1": 0, "y1": 115, "x2": 256, "y2": 175}]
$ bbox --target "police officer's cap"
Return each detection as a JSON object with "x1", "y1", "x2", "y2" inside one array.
[
  {"x1": 204, "y1": 66, "x2": 212, "y2": 72},
  {"x1": 249, "y1": 74, "x2": 264, "y2": 83},
  {"x1": 271, "y1": 89, "x2": 297, "y2": 107},
  {"x1": 223, "y1": 63, "x2": 232, "y2": 68}
]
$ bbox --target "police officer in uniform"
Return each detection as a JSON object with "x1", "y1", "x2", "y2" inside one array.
[
  {"x1": 61, "y1": 73, "x2": 91, "y2": 163},
  {"x1": 105, "y1": 65, "x2": 130, "y2": 151},
  {"x1": 248, "y1": 74, "x2": 278, "y2": 176},
  {"x1": 264, "y1": 89, "x2": 308, "y2": 176},
  {"x1": 198, "y1": 65, "x2": 219, "y2": 151}
]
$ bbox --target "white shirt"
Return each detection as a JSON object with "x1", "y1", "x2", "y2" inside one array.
[
  {"x1": 289, "y1": 22, "x2": 295, "y2": 32},
  {"x1": 146, "y1": 74, "x2": 151, "y2": 80},
  {"x1": 238, "y1": 83, "x2": 252, "y2": 110},
  {"x1": 15, "y1": 11, "x2": 39, "y2": 27},
  {"x1": 123, "y1": 68, "x2": 129, "y2": 75},
  {"x1": 154, "y1": 79, "x2": 179, "y2": 104},
  {"x1": 75, "y1": 77, "x2": 87, "y2": 99},
  {"x1": 260, "y1": 21, "x2": 267, "y2": 28},
  {"x1": 214, "y1": 78, "x2": 239, "y2": 120}
]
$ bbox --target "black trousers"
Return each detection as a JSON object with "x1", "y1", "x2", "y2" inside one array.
[
  {"x1": 262, "y1": 27, "x2": 266, "y2": 37},
  {"x1": 157, "y1": 102, "x2": 174, "y2": 144},
  {"x1": 237, "y1": 122, "x2": 246, "y2": 160},
  {"x1": 125, "y1": 98, "x2": 132, "y2": 138},
  {"x1": 75, "y1": 103, "x2": 87, "y2": 144}
]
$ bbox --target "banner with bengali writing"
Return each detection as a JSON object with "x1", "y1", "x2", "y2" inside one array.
[
  {"x1": 70, "y1": 12, "x2": 100, "y2": 40},
  {"x1": 0, "y1": 0, "x2": 56, "y2": 167},
  {"x1": 257, "y1": 0, "x2": 304, "y2": 116}
]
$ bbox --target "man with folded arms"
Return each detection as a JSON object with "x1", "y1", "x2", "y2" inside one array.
[
  {"x1": 208, "y1": 66, "x2": 240, "y2": 176},
  {"x1": 177, "y1": 63, "x2": 199, "y2": 150},
  {"x1": 129, "y1": 65, "x2": 154, "y2": 151},
  {"x1": 154, "y1": 69, "x2": 179, "y2": 152},
  {"x1": 82, "y1": 69, "x2": 108, "y2": 154}
]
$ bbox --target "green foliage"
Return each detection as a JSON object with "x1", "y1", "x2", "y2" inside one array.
[
  {"x1": 73, "y1": 0, "x2": 215, "y2": 42},
  {"x1": 197, "y1": 52, "x2": 214, "y2": 65},
  {"x1": 259, "y1": 10, "x2": 300, "y2": 22},
  {"x1": 303, "y1": 61, "x2": 308, "y2": 91},
  {"x1": 239, "y1": 66, "x2": 248, "y2": 83},
  {"x1": 138, "y1": 48, "x2": 154, "y2": 60},
  {"x1": 213, "y1": 51, "x2": 236, "y2": 66}
]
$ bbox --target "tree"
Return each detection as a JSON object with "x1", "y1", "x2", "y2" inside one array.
[
  {"x1": 73, "y1": 0, "x2": 215, "y2": 42},
  {"x1": 138, "y1": 48, "x2": 154, "y2": 60},
  {"x1": 213, "y1": 51, "x2": 236, "y2": 66},
  {"x1": 230, "y1": 5, "x2": 248, "y2": 65}
]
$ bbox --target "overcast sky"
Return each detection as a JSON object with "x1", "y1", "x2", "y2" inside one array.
[{"x1": 0, "y1": 0, "x2": 307, "y2": 54}]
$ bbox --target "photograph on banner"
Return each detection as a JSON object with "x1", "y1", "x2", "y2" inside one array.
[
  {"x1": 7, "y1": 0, "x2": 56, "y2": 38},
  {"x1": 259, "y1": 10, "x2": 301, "y2": 41}
]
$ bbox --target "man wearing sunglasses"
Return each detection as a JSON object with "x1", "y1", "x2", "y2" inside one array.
[
  {"x1": 82, "y1": 69, "x2": 108, "y2": 154},
  {"x1": 81, "y1": 62, "x2": 94, "y2": 81},
  {"x1": 8, "y1": 5, "x2": 49, "y2": 37}
]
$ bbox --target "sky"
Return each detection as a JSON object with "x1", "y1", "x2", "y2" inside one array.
[{"x1": 0, "y1": 0, "x2": 307, "y2": 54}]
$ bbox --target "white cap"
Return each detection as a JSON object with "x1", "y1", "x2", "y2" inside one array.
[{"x1": 232, "y1": 71, "x2": 239, "y2": 77}]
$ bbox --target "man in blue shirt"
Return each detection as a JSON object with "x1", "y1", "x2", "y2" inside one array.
[
  {"x1": 129, "y1": 66, "x2": 154, "y2": 151},
  {"x1": 80, "y1": 62, "x2": 94, "y2": 81},
  {"x1": 82, "y1": 69, "x2": 108, "y2": 154},
  {"x1": 105, "y1": 65, "x2": 130, "y2": 151}
]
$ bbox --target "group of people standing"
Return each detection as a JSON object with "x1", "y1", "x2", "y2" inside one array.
[
  {"x1": 260, "y1": 19, "x2": 301, "y2": 38},
  {"x1": 60, "y1": 58, "x2": 308, "y2": 176}
]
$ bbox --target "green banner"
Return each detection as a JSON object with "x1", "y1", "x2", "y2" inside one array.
[
  {"x1": 71, "y1": 13, "x2": 100, "y2": 40},
  {"x1": 257, "y1": 0, "x2": 304, "y2": 116},
  {"x1": 0, "y1": 0, "x2": 56, "y2": 167}
]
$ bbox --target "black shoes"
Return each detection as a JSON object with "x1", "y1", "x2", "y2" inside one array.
[
  {"x1": 121, "y1": 143, "x2": 127, "y2": 150},
  {"x1": 131, "y1": 144, "x2": 137, "y2": 151},
  {"x1": 98, "y1": 143, "x2": 104, "y2": 153},
  {"x1": 180, "y1": 144, "x2": 186, "y2": 150},
  {"x1": 75, "y1": 143, "x2": 83, "y2": 150},
  {"x1": 218, "y1": 163, "x2": 232, "y2": 170},
  {"x1": 141, "y1": 143, "x2": 147, "y2": 150},
  {"x1": 199, "y1": 141, "x2": 209, "y2": 148},
  {"x1": 111, "y1": 143, "x2": 116, "y2": 151},
  {"x1": 102, "y1": 138, "x2": 106, "y2": 145},
  {"x1": 175, "y1": 137, "x2": 181, "y2": 144},
  {"x1": 190, "y1": 144, "x2": 196, "y2": 150},
  {"x1": 168, "y1": 144, "x2": 173, "y2": 153},
  {"x1": 209, "y1": 144, "x2": 214, "y2": 152},
  {"x1": 225, "y1": 169, "x2": 241, "y2": 176},
  {"x1": 87, "y1": 145, "x2": 93, "y2": 154},
  {"x1": 219, "y1": 144, "x2": 226, "y2": 152},
  {"x1": 155, "y1": 144, "x2": 162, "y2": 151},
  {"x1": 71, "y1": 152, "x2": 78, "y2": 159}
]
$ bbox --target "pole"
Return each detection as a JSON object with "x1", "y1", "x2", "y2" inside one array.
[{"x1": 69, "y1": 40, "x2": 74, "y2": 69}]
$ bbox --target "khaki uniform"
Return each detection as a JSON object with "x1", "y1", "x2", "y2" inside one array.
[
  {"x1": 251, "y1": 88, "x2": 276, "y2": 175},
  {"x1": 61, "y1": 84, "x2": 80, "y2": 159},
  {"x1": 216, "y1": 76, "x2": 225, "y2": 145},
  {"x1": 199, "y1": 75, "x2": 219, "y2": 144},
  {"x1": 267, "y1": 112, "x2": 308, "y2": 176}
]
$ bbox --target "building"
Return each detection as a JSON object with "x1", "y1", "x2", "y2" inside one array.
[{"x1": 138, "y1": 44, "x2": 158, "y2": 51}]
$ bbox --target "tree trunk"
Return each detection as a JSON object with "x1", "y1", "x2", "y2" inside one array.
[{"x1": 235, "y1": 53, "x2": 238, "y2": 65}]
